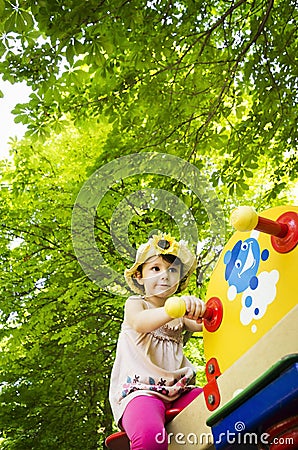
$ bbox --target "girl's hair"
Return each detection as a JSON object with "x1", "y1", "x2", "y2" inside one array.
[{"x1": 135, "y1": 254, "x2": 187, "y2": 294}]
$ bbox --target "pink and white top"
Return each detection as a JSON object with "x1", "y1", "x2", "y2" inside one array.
[{"x1": 109, "y1": 296, "x2": 197, "y2": 425}]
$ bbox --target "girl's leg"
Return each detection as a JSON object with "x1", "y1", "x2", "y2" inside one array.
[
  {"x1": 121, "y1": 395, "x2": 168, "y2": 450},
  {"x1": 170, "y1": 387, "x2": 203, "y2": 411}
]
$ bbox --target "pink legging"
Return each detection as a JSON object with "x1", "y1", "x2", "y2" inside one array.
[{"x1": 121, "y1": 388, "x2": 203, "y2": 450}]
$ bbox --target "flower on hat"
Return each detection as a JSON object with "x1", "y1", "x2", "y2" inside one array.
[{"x1": 151, "y1": 233, "x2": 179, "y2": 255}]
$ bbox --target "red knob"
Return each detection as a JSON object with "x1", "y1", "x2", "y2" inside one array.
[
  {"x1": 203, "y1": 297, "x2": 223, "y2": 332},
  {"x1": 257, "y1": 211, "x2": 298, "y2": 253},
  {"x1": 269, "y1": 211, "x2": 298, "y2": 253}
]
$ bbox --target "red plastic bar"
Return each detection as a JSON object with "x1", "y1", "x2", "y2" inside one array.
[
  {"x1": 203, "y1": 306, "x2": 214, "y2": 321},
  {"x1": 256, "y1": 216, "x2": 288, "y2": 238}
]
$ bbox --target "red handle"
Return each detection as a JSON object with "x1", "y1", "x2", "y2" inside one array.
[
  {"x1": 256, "y1": 216, "x2": 288, "y2": 238},
  {"x1": 203, "y1": 297, "x2": 223, "y2": 332},
  {"x1": 231, "y1": 206, "x2": 298, "y2": 253},
  {"x1": 203, "y1": 306, "x2": 215, "y2": 321},
  {"x1": 258, "y1": 211, "x2": 298, "y2": 253}
]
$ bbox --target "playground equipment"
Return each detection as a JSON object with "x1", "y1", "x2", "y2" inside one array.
[
  {"x1": 106, "y1": 205, "x2": 298, "y2": 449},
  {"x1": 167, "y1": 205, "x2": 298, "y2": 449}
]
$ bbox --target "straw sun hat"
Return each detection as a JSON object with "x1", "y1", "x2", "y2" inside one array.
[{"x1": 124, "y1": 232, "x2": 197, "y2": 295}]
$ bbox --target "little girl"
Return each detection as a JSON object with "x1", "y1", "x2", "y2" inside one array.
[{"x1": 109, "y1": 233, "x2": 206, "y2": 449}]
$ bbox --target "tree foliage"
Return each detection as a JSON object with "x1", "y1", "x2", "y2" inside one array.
[
  {"x1": 0, "y1": 0, "x2": 297, "y2": 197},
  {"x1": 0, "y1": 124, "x2": 123, "y2": 448},
  {"x1": 0, "y1": 1, "x2": 297, "y2": 448}
]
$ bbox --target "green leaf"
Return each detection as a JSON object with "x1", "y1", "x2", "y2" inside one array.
[
  {"x1": 0, "y1": 0, "x2": 5, "y2": 18},
  {"x1": 14, "y1": 114, "x2": 29, "y2": 124}
]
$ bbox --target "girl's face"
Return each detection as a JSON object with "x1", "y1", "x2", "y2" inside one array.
[{"x1": 136, "y1": 255, "x2": 181, "y2": 301}]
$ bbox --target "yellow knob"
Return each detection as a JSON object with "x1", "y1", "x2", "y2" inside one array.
[
  {"x1": 230, "y1": 206, "x2": 259, "y2": 232},
  {"x1": 164, "y1": 297, "x2": 186, "y2": 318}
]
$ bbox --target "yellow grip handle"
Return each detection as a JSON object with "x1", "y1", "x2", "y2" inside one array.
[
  {"x1": 230, "y1": 206, "x2": 258, "y2": 232},
  {"x1": 164, "y1": 297, "x2": 186, "y2": 318}
]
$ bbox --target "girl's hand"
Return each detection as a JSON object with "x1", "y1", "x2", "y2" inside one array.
[{"x1": 181, "y1": 296, "x2": 206, "y2": 322}]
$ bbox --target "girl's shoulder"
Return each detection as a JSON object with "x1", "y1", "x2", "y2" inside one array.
[
  {"x1": 125, "y1": 295, "x2": 147, "y2": 309},
  {"x1": 124, "y1": 296, "x2": 147, "y2": 324}
]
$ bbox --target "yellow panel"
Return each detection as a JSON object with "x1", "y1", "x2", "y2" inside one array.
[
  {"x1": 203, "y1": 205, "x2": 298, "y2": 373},
  {"x1": 168, "y1": 305, "x2": 298, "y2": 449}
]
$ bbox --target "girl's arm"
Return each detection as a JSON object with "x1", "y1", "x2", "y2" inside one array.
[
  {"x1": 183, "y1": 317, "x2": 203, "y2": 332},
  {"x1": 125, "y1": 297, "x2": 173, "y2": 333},
  {"x1": 125, "y1": 295, "x2": 206, "y2": 333},
  {"x1": 182, "y1": 296, "x2": 205, "y2": 332}
]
